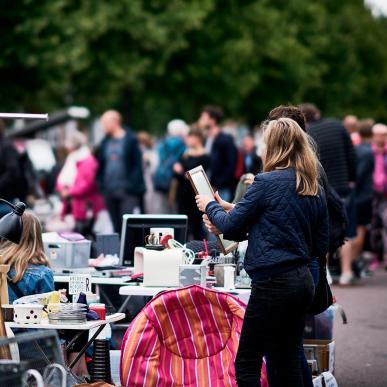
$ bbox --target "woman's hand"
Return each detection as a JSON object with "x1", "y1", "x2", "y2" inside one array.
[
  {"x1": 203, "y1": 214, "x2": 220, "y2": 235},
  {"x1": 195, "y1": 195, "x2": 214, "y2": 212},
  {"x1": 214, "y1": 191, "x2": 235, "y2": 212}
]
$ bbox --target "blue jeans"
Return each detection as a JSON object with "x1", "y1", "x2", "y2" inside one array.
[{"x1": 235, "y1": 266, "x2": 315, "y2": 386}]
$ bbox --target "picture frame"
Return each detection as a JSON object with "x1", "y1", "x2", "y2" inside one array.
[{"x1": 185, "y1": 165, "x2": 238, "y2": 255}]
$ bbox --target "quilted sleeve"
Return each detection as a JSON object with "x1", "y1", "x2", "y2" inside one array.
[
  {"x1": 223, "y1": 227, "x2": 248, "y2": 242},
  {"x1": 206, "y1": 175, "x2": 266, "y2": 235}
]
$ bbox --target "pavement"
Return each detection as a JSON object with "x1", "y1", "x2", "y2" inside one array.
[{"x1": 332, "y1": 269, "x2": 387, "y2": 387}]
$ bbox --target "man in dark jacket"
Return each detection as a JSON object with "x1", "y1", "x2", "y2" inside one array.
[
  {"x1": 97, "y1": 110, "x2": 145, "y2": 233},
  {"x1": 0, "y1": 120, "x2": 21, "y2": 217},
  {"x1": 198, "y1": 106, "x2": 237, "y2": 202},
  {"x1": 301, "y1": 103, "x2": 357, "y2": 285},
  {"x1": 242, "y1": 134, "x2": 262, "y2": 175}
]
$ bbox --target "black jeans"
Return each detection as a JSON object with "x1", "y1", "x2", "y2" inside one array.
[{"x1": 235, "y1": 265, "x2": 315, "y2": 387}]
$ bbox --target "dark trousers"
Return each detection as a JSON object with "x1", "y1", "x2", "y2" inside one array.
[
  {"x1": 105, "y1": 193, "x2": 139, "y2": 233},
  {"x1": 235, "y1": 266, "x2": 315, "y2": 387},
  {"x1": 266, "y1": 260, "x2": 320, "y2": 387}
]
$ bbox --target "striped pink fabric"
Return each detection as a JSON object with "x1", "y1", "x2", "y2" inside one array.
[{"x1": 120, "y1": 285, "x2": 268, "y2": 387}]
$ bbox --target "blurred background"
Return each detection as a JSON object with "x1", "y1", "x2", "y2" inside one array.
[
  {"x1": 1, "y1": 0, "x2": 387, "y2": 131},
  {"x1": 1, "y1": 1, "x2": 387, "y2": 386}
]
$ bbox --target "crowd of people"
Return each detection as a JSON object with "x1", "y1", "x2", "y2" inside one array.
[
  {"x1": 2, "y1": 103, "x2": 387, "y2": 287},
  {"x1": 2, "y1": 102, "x2": 387, "y2": 385},
  {"x1": 52, "y1": 106, "x2": 257, "y2": 239}
]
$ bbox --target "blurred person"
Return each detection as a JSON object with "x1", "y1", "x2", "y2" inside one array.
[
  {"x1": 2, "y1": 213, "x2": 92, "y2": 377},
  {"x1": 268, "y1": 105, "x2": 307, "y2": 131},
  {"x1": 56, "y1": 130, "x2": 105, "y2": 236},
  {"x1": 96, "y1": 110, "x2": 145, "y2": 233},
  {"x1": 233, "y1": 106, "x2": 310, "y2": 206},
  {"x1": 301, "y1": 103, "x2": 357, "y2": 285},
  {"x1": 352, "y1": 120, "x2": 374, "y2": 263},
  {"x1": 241, "y1": 133, "x2": 262, "y2": 175},
  {"x1": 371, "y1": 123, "x2": 387, "y2": 270},
  {"x1": 251, "y1": 104, "x2": 328, "y2": 387},
  {"x1": 196, "y1": 118, "x2": 328, "y2": 386},
  {"x1": 138, "y1": 131, "x2": 161, "y2": 214},
  {"x1": 173, "y1": 128, "x2": 209, "y2": 240},
  {"x1": 198, "y1": 105, "x2": 237, "y2": 202},
  {"x1": 343, "y1": 115, "x2": 360, "y2": 145},
  {"x1": 153, "y1": 119, "x2": 188, "y2": 213},
  {"x1": 0, "y1": 119, "x2": 22, "y2": 216},
  {"x1": 1, "y1": 212, "x2": 54, "y2": 303},
  {"x1": 235, "y1": 104, "x2": 310, "y2": 204}
]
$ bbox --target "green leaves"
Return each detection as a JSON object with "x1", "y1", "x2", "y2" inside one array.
[{"x1": 1, "y1": 0, "x2": 387, "y2": 130}]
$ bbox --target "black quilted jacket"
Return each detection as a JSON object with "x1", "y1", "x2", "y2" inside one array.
[{"x1": 206, "y1": 168, "x2": 329, "y2": 283}]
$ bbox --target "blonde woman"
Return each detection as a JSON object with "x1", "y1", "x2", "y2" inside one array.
[
  {"x1": 1, "y1": 212, "x2": 54, "y2": 303},
  {"x1": 196, "y1": 118, "x2": 329, "y2": 386}
]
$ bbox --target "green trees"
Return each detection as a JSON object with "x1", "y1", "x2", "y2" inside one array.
[{"x1": 1, "y1": 0, "x2": 386, "y2": 131}]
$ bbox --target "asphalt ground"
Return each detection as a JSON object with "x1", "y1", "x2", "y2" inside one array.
[{"x1": 332, "y1": 269, "x2": 387, "y2": 387}]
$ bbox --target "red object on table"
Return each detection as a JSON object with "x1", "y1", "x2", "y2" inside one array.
[
  {"x1": 89, "y1": 304, "x2": 106, "y2": 320},
  {"x1": 203, "y1": 238, "x2": 209, "y2": 256}
]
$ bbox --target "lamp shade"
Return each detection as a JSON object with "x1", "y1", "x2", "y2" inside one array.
[{"x1": 0, "y1": 202, "x2": 26, "y2": 244}]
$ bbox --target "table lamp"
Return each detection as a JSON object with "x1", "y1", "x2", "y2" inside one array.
[{"x1": 0, "y1": 199, "x2": 26, "y2": 359}]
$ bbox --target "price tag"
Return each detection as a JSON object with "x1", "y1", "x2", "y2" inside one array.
[{"x1": 69, "y1": 274, "x2": 91, "y2": 295}]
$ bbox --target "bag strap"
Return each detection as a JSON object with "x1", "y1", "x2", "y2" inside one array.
[{"x1": 7, "y1": 278, "x2": 25, "y2": 299}]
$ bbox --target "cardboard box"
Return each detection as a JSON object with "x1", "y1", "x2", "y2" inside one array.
[
  {"x1": 304, "y1": 306, "x2": 335, "y2": 340},
  {"x1": 304, "y1": 339, "x2": 335, "y2": 374}
]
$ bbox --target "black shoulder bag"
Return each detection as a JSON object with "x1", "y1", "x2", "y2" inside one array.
[{"x1": 309, "y1": 255, "x2": 333, "y2": 315}]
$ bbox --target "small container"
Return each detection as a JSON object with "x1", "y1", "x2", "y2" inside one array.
[
  {"x1": 89, "y1": 303, "x2": 106, "y2": 320},
  {"x1": 13, "y1": 304, "x2": 44, "y2": 324},
  {"x1": 214, "y1": 264, "x2": 236, "y2": 287},
  {"x1": 223, "y1": 266, "x2": 235, "y2": 289},
  {"x1": 179, "y1": 265, "x2": 207, "y2": 287}
]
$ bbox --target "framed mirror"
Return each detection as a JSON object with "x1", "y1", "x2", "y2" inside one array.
[{"x1": 186, "y1": 165, "x2": 238, "y2": 254}]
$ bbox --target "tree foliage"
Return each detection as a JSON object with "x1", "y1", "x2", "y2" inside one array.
[{"x1": 1, "y1": 0, "x2": 387, "y2": 131}]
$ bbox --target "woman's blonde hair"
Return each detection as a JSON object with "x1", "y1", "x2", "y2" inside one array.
[
  {"x1": 1, "y1": 212, "x2": 50, "y2": 283},
  {"x1": 263, "y1": 118, "x2": 319, "y2": 196}
]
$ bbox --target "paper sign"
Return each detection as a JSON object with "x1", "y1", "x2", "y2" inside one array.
[
  {"x1": 312, "y1": 375, "x2": 323, "y2": 387},
  {"x1": 69, "y1": 274, "x2": 91, "y2": 295},
  {"x1": 328, "y1": 341, "x2": 336, "y2": 372},
  {"x1": 322, "y1": 372, "x2": 338, "y2": 387}
]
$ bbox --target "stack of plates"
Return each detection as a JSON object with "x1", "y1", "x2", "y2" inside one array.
[{"x1": 48, "y1": 303, "x2": 87, "y2": 325}]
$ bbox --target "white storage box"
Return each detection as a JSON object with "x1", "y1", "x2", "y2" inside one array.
[
  {"x1": 43, "y1": 232, "x2": 91, "y2": 269},
  {"x1": 134, "y1": 247, "x2": 183, "y2": 287}
]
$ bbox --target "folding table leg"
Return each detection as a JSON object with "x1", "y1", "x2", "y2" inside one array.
[
  {"x1": 68, "y1": 324, "x2": 105, "y2": 370},
  {"x1": 117, "y1": 295, "x2": 132, "y2": 313}
]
